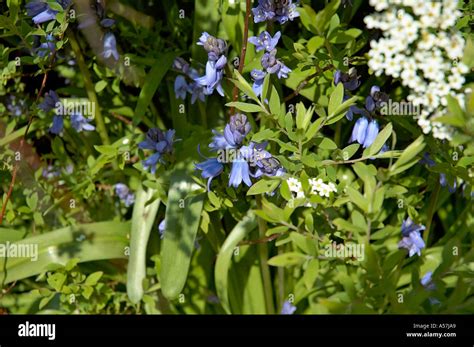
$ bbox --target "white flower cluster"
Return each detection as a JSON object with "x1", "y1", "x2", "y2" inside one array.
[
  {"x1": 364, "y1": 0, "x2": 469, "y2": 141},
  {"x1": 287, "y1": 177, "x2": 337, "y2": 199}
]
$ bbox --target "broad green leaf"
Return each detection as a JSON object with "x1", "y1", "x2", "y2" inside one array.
[
  {"x1": 0, "y1": 221, "x2": 130, "y2": 284},
  {"x1": 247, "y1": 179, "x2": 280, "y2": 196},
  {"x1": 215, "y1": 211, "x2": 257, "y2": 313},
  {"x1": 85, "y1": 271, "x2": 103, "y2": 286},
  {"x1": 160, "y1": 166, "x2": 205, "y2": 300},
  {"x1": 346, "y1": 186, "x2": 369, "y2": 212},
  {"x1": 127, "y1": 186, "x2": 160, "y2": 304}
]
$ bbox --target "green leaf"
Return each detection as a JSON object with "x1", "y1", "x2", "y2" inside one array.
[
  {"x1": 47, "y1": 273, "x2": 66, "y2": 291},
  {"x1": 247, "y1": 179, "x2": 280, "y2": 196},
  {"x1": 0, "y1": 221, "x2": 130, "y2": 284},
  {"x1": 363, "y1": 122, "x2": 392, "y2": 157},
  {"x1": 85, "y1": 271, "x2": 103, "y2": 286},
  {"x1": 160, "y1": 166, "x2": 205, "y2": 300},
  {"x1": 133, "y1": 53, "x2": 175, "y2": 126},
  {"x1": 225, "y1": 102, "x2": 263, "y2": 113},
  {"x1": 319, "y1": 137, "x2": 338, "y2": 150},
  {"x1": 126, "y1": 186, "x2": 161, "y2": 303},
  {"x1": 341, "y1": 143, "x2": 360, "y2": 160},
  {"x1": 346, "y1": 186, "x2": 369, "y2": 212},
  {"x1": 231, "y1": 70, "x2": 260, "y2": 104},
  {"x1": 315, "y1": 0, "x2": 341, "y2": 34},
  {"x1": 215, "y1": 211, "x2": 257, "y2": 313},
  {"x1": 326, "y1": 95, "x2": 357, "y2": 125},
  {"x1": 390, "y1": 136, "x2": 425, "y2": 176},
  {"x1": 267, "y1": 252, "x2": 307, "y2": 267},
  {"x1": 328, "y1": 83, "x2": 344, "y2": 117},
  {"x1": 94, "y1": 80, "x2": 107, "y2": 93}
]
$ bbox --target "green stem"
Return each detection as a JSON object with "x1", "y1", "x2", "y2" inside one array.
[
  {"x1": 424, "y1": 182, "x2": 441, "y2": 245},
  {"x1": 68, "y1": 29, "x2": 110, "y2": 146},
  {"x1": 256, "y1": 196, "x2": 275, "y2": 314}
]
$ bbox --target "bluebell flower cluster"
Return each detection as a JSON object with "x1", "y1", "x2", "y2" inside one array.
[
  {"x1": 280, "y1": 300, "x2": 297, "y2": 314},
  {"x1": 420, "y1": 271, "x2": 441, "y2": 304},
  {"x1": 6, "y1": 95, "x2": 26, "y2": 117},
  {"x1": 349, "y1": 117, "x2": 379, "y2": 148},
  {"x1": 345, "y1": 84, "x2": 389, "y2": 148},
  {"x1": 102, "y1": 32, "x2": 119, "y2": 61},
  {"x1": 138, "y1": 128, "x2": 177, "y2": 174},
  {"x1": 26, "y1": 0, "x2": 71, "y2": 25},
  {"x1": 158, "y1": 219, "x2": 166, "y2": 239},
  {"x1": 398, "y1": 217, "x2": 426, "y2": 257},
  {"x1": 39, "y1": 90, "x2": 96, "y2": 135},
  {"x1": 70, "y1": 112, "x2": 95, "y2": 133},
  {"x1": 114, "y1": 183, "x2": 135, "y2": 207},
  {"x1": 249, "y1": 31, "x2": 291, "y2": 97},
  {"x1": 196, "y1": 114, "x2": 284, "y2": 190},
  {"x1": 252, "y1": 0, "x2": 300, "y2": 24},
  {"x1": 365, "y1": 86, "x2": 389, "y2": 113},
  {"x1": 194, "y1": 32, "x2": 228, "y2": 97},
  {"x1": 173, "y1": 58, "x2": 206, "y2": 104},
  {"x1": 419, "y1": 153, "x2": 472, "y2": 198}
]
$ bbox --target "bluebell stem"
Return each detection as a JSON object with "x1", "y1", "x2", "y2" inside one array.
[
  {"x1": 248, "y1": 31, "x2": 281, "y2": 52},
  {"x1": 398, "y1": 218, "x2": 426, "y2": 257},
  {"x1": 280, "y1": 301, "x2": 297, "y2": 314},
  {"x1": 26, "y1": 0, "x2": 71, "y2": 25},
  {"x1": 102, "y1": 32, "x2": 119, "y2": 61},
  {"x1": 70, "y1": 112, "x2": 95, "y2": 132},
  {"x1": 114, "y1": 183, "x2": 135, "y2": 207},
  {"x1": 252, "y1": 0, "x2": 300, "y2": 24}
]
